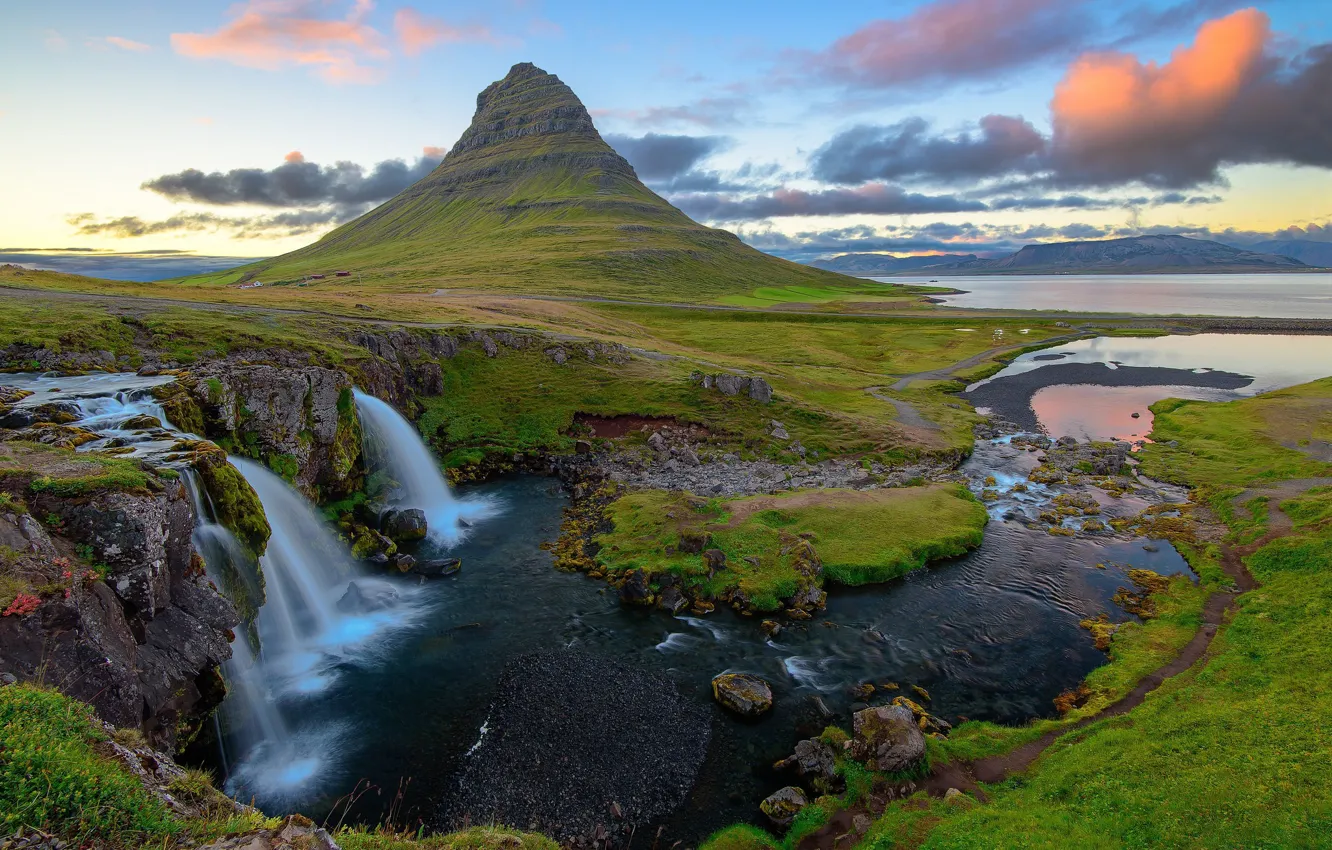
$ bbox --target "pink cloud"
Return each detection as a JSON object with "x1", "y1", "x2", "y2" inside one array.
[
  {"x1": 104, "y1": 36, "x2": 151, "y2": 52},
  {"x1": 792, "y1": 0, "x2": 1087, "y2": 88},
  {"x1": 422, "y1": 145, "x2": 447, "y2": 158},
  {"x1": 1050, "y1": 8, "x2": 1283, "y2": 185},
  {"x1": 171, "y1": 0, "x2": 391, "y2": 84},
  {"x1": 393, "y1": 7, "x2": 505, "y2": 56}
]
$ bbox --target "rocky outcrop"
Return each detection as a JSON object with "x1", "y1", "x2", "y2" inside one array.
[
  {"x1": 693, "y1": 372, "x2": 774, "y2": 403},
  {"x1": 760, "y1": 786, "x2": 809, "y2": 827},
  {"x1": 196, "y1": 816, "x2": 339, "y2": 850},
  {"x1": 711, "y1": 672, "x2": 773, "y2": 717},
  {"x1": 0, "y1": 461, "x2": 237, "y2": 750},
  {"x1": 186, "y1": 364, "x2": 363, "y2": 499},
  {"x1": 382, "y1": 507, "x2": 428, "y2": 542},
  {"x1": 850, "y1": 705, "x2": 926, "y2": 773}
]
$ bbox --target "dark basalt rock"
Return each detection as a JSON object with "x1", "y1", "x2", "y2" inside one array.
[
  {"x1": 414, "y1": 557, "x2": 462, "y2": 577},
  {"x1": 712, "y1": 672, "x2": 773, "y2": 717},
  {"x1": 619, "y1": 568, "x2": 652, "y2": 605},
  {"x1": 337, "y1": 580, "x2": 400, "y2": 613},
  {"x1": 442, "y1": 649, "x2": 710, "y2": 844},
  {"x1": 382, "y1": 507, "x2": 428, "y2": 542},
  {"x1": 760, "y1": 786, "x2": 808, "y2": 827}
]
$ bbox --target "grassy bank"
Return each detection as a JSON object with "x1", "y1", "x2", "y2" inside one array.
[
  {"x1": 723, "y1": 376, "x2": 1332, "y2": 848},
  {"x1": 593, "y1": 485, "x2": 987, "y2": 611}
]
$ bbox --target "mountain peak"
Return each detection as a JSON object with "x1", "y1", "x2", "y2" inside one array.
[{"x1": 449, "y1": 62, "x2": 601, "y2": 160}]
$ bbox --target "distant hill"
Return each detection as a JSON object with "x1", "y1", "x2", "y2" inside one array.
[
  {"x1": 898, "y1": 235, "x2": 1309, "y2": 275},
  {"x1": 811, "y1": 253, "x2": 977, "y2": 274},
  {"x1": 1244, "y1": 239, "x2": 1332, "y2": 268},
  {"x1": 195, "y1": 63, "x2": 848, "y2": 300}
]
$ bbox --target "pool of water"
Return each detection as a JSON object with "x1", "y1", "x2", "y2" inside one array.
[
  {"x1": 865, "y1": 273, "x2": 1332, "y2": 319},
  {"x1": 231, "y1": 474, "x2": 1191, "y2": 841}
]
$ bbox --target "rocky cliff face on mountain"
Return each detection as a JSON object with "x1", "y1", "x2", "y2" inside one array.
[{"x1": 215, "y1": 62, "x2": 847, "y2": 299}]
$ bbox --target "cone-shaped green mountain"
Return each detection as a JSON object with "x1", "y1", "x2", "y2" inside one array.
[{"x1": 223, "y1": 63, "x2": 847, "y2": 299}]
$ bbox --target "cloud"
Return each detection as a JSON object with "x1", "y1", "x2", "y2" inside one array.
[
  {"x1": 788, "y1": 0, "x2": 1089, "y2": 89},
  {"x1": 592, "y1": 97, "x2": 748, "y2": 129},
  {"x1": 66, "y1": 208, "x2": 348, "y2": 240},
  {"x1": 603, "y1": 133, "x2": 729, "y2": 180},
  {"x1": 1049, "y1": 8, "x2": 1332, "y2": 187},
  {"x1": 394, "y1": 7, "x2": 503, "y2": 56},
  {"x1": 103, "y1": 36, "x2": 151, "y2": 52},
  {"x1": 812, "y1": 116, "x2": 1046, "y2": 185},
  {"x1": 804, "y1": 10, "x2": 1332, "y2": 193},
  {"x1": 141, "y1": 148, "x2": 442, "y2": 209},
  {"x1": 673, "y1": 184, "x2": 988, "y2": 222},
  {"x1": 44, "y1": 29, "x2": 68, "y2": 52}
]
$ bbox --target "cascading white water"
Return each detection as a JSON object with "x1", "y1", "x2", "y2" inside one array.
[{"x1": 353, "y1": 390, "x2": 496, "y2": 542}]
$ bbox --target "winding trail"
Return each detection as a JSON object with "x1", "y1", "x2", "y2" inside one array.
[{"x1": 795, "y1": 491, "x2": 1298, "y2": 850}]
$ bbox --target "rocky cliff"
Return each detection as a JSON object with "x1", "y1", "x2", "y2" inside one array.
[{"x1": 0, "y1": 442, "x2": 237, "y2": 749}]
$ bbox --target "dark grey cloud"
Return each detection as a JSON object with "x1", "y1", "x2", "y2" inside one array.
[
  {"x1": 674, "y1": 184, "x2": 988, "y2": 221},
  {"x1": 812, "y1": 116, "x2": 1046, "y2": 185},
  {"x1": 604, "y1": 133, "x2": 730, "y2": 180},
  {"x1": 142, "y1": 151, "x2": 441, "y2": 208},
  {"x1": 67, "y1": 207, "x2": 352, "y2": 240}
]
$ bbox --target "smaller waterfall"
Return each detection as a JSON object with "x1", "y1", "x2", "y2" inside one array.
[{"x1": 353, "y1": 390, "x2": 496, "y2": 542}]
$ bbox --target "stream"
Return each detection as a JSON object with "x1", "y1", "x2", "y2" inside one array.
[{"x1": 3, "y1": 332, "x2": 1325, "y2": 842}]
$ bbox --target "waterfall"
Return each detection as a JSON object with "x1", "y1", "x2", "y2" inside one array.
[{"x1": 353, "y1": 390, "x2": 496, "y2": 542}]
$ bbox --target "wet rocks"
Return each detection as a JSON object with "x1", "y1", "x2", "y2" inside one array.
[
  {"x1": 337, "y1": 580, "x2": 399, "y2": 613},
  {"x1": 760, "y1": 786, "x2": 808, "y2": 827},
  {"x1": 776, "y1": 737, "x2": 839, "y2": 793},
  {"x1": 656, "y1": 585, "x2": 688, "y2": 615},
  {"x1": 619, "y1": 568, "x2": 653, "y2": 605},
  {"x1": 711, "y1": 672, "x2": 773, "y2": 717},
  {"x1": 415, "y1": 557, "x2": 462, "y2": 577},
  {"x1": 442, "y1": 649, "x2": 710, "y2": 844},
  {"x1": 382, "y1": 507, "x2": 428, "y2": 542},
  {"x1": 850, "y1": 704, "x2": 926, "y2": 772}
]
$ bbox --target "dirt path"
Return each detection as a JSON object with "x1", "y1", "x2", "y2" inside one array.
[
  {"x1": 865, "y1": 387, "x2": 941, "y2": 431},
  {"x1": 886, "y1": 330, "x2": 1091, "y2": 391},
  {"x1": 795, "y1": 493, "x2": 1288, "y2": 850}
]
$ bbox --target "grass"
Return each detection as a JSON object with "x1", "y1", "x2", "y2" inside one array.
[
  {"x1": 0, "y1": 441, "x2": 154, "y2": 497},
  {"x1": 0, "y1": 684, "x2": 178, "y2": 844},
  {"x1": 594, "y1": 485, "x2": 987, "y2": 611},
  {"x1": 833, "y1": 375, "x2": 1332, "y2": 847}
]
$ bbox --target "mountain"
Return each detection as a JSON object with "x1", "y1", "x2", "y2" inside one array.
[
  {"x1": 907, "y1": 235, "x2": 1309, "y2": 275},
  {"x1": 1245, "y1": 239, "x2": 1332, "y2": 268},
  {"x1": 208, "y1": 63, "x2": 848, "y2": 299},
  {"x1": 811, "y1": 253, "x2": 978, "y2": 274}
]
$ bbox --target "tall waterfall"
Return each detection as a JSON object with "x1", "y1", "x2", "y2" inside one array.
[{"x1": 354, "y1": 390, "x2": 495, "y2": 542}]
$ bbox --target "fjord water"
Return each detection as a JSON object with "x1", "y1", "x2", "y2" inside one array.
[{"x1": 869, "y1": 272, "x2": 1332, "y2": 318}]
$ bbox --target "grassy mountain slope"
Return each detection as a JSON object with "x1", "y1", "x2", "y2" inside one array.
[{"x1": 186, "y1": 63, "x2": 848, "y2": 300}]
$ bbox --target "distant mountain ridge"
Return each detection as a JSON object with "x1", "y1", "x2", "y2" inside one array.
[
  {"x1": 1243, "y1": 239, "x2": 1332, "y2": 268},
  {"x1": 867, "y1": 235, "x2": 1309, "y2": 275},
  {"x1": 811, "y1": 253, "x2": 977, "y2": 274},
  {"x1": 203, "y1": 63, "x2": 848, "y2": 299}
]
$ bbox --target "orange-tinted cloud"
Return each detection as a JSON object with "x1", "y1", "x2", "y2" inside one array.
[
  {"x1": 1053, "y1": 8, "x2": 1269, "y2": 159},
  {"x1": 422, "y1": 146, "x2": 447, "y2": 158},
  {"x1": 104, "y1": 36, "x2": 151, "y2": 52},
  {"x1": 393, "y1": 7, "x2": 502, "y2": 57},
  {"x1": 284, "y1": 150, "x2": 305, "y2": 163},
  {"x1": 171, "y1": 0, "x2": 391, "y2": 84}
]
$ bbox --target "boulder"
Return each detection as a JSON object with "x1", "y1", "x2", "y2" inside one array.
[
  {"x1": 196, "y1": 815, "x2": 338, "y2": 850},
  {"x1": 702, "y1": 548, "x2": 727, "y2": 575},
  {"x1": 850, "y1": 704, "x2": 926, "y2": 773},
  {"x1": 574, "y1": 439, "x2": 593, "y2": 455},
  {"x1": 646, "y1": 431, "x2": 669, "y2": 458},
  {"x1": 337, "y1": 580, "x2": 399, "y2": 613},
  {"x1": 656, "y1": 585, "x2": 689, "y2": 615},
  {"x1": 714, "y1": 374, "x2": 750, "y2": 396},
  {"x1": 711, "y1": 672, "x2": 773, "y2": 717},
  {"x1": 619, "y1": 569, "x2": 653, "y2": 606},
  {"x1": 382, "y1": 508, "x2": 428, "y2": 542},
  {"x1": 391, "y1": 554, "x2": 416, "y2": 573},
  {"x1": 788, "y1": 738, "x2": 837, "y2": 783},
  {"x1": 677, "y1": 530, "x2": 711, "y2": 555},
  {"x1": 749, "y1": 378, "x2": 774, "y2": 403},
  {"x1": 414, "y1": 557, "x2": 462, "y2": 578},
  {"x1": 760, "y1": 786, "x2": 808, "y2": 827}
]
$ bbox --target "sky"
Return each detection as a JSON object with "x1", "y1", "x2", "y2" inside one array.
[{"x1": 2, "y1": 0, "x2": 1329, "y2": 268}]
